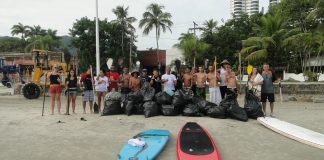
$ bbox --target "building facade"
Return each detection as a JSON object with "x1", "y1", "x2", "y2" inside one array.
[
  {"x1": 269, "y1": 0, "x2": 280, "y2": 7},
  {"x1": 230, "y1": 0, "x2": 259, "y2": 18}
]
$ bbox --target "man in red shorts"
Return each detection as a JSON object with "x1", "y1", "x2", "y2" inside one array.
[{"x1": 106, "y1": 65, "x2": 120, "y2": 92}]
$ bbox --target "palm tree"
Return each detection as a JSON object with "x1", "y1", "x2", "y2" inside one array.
[
  {"x1": 240, "y1": 36, "x2": 276, "y2": 62},
  {"x1": 27, "y1": 25, "x2": 46, "y2": 38},
  {"x1": 46, "y1": 29, "x2": 59, "y2": 40},
  {"x1": 202, "y1": 19, "x2": 218, "y2": 38},
  {"x1": 139, "y1": 3, "x2": 173, "y2": 69},
  {"x1": 11, "y1": 23, "x2": 29, "y2": 41},
  {"x1": 25, "y1": 35, "x2": 60, "y2": 52},
  {"x1": 306, "y1": 0, "x2": 324, "y2": 23},
  {"x1": 175, "y1": 35, "x2": 209, "y2": 66},
  {"x1": 112, "y1": 6, "x2": 137, "y2": 63},
  {"x1": 240, "y1": 13, "x2": 284, "y2": 64}
]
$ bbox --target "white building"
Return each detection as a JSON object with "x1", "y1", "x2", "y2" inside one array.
[
  {"x1": 166, "y1": 47, "x2": 184, "y2": 66},
  {"x1": 230, "y1": 0, "x2": 259, "y2": 18},
  {"x1": 269, "y1": 0, "x2": 280, "y2": 7}
]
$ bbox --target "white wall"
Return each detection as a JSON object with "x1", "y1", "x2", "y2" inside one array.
[{"x1": 166, "y1": 47, "x2": 184, "y2": 66}]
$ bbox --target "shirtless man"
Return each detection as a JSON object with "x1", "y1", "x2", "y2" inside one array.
[
  {"x1": 129, "y1": 71, "x2": 141, "y2": 92},
  {"x1": 195, "y1": 66, "x2": 207, "y2": 99},
  {"x1": 207, "y1": 66, "x2": 222, "y2": 105},
  {"x1": 182, "y1": 67, "x2": 192, "y2": 90},
  {"x1": 224, "y1": 66, "x2": 238, "y2": 95},
  {"x1": 119, "y1": 67, "x2": 131, "y2": 94}
]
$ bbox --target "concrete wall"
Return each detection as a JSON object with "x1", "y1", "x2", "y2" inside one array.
[{"x1": 238, "y1": 82, "x2": 324, "y2": 95}]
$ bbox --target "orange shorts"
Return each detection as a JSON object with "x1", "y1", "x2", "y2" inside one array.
[{"x1": 50, "y1": 85, "x2": 61, "y2": 95}]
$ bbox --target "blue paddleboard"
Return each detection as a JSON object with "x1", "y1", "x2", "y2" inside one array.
[{"x1": 117, "y1": 129, "x2": 170, "y2": 160}]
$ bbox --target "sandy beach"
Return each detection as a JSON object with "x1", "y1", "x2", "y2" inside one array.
[{"x1": 0, "y1": 93, "x2": 323, "y2": 160}]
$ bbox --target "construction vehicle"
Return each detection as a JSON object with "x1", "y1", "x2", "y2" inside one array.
[{"x1": 22, "y1": 49, "x2": 68, "y2": 99}]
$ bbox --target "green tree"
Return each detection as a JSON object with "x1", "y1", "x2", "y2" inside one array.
[
  {"x1": 112, "y1": 6, "x2": 137, "y2": 64},
  {"x1": 26, "y1": 25, "x2": 46, "y2": 38},
  {"x1": 175, "y1": 35, "x2": 209, "y2": 66},
  {"x1": 70, "y1": 17, "x2": 137, "y2": 72},
  {"x1": 201, "y1": 19, "x2": 217, "y2": 39},
  {"x1": 11, "y1": 23, "x2": 29, "y2": 41},
  {"x1": 240, "y1": 13, "x2": 284, "y2": 66},
  {"x1": 25, "y1": 35, "x2": 60, "y2": 51},
  {"x1": 0, "y1": 37, "x2": 25, "y2": 52},
  {"x1": 139, "y1": 3, "x2": 173, "y2": 68}
]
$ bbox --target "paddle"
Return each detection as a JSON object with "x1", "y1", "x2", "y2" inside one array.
[
  {"x1": 107, "y1": 58, "x2": 113, "y2": 70},
  {"x1": 279, "y1": 81, "x2": 283, "y2": 104},
  {"x1": 247, "y1": 64, "x2": 253, "y2": 76},
  {"x1": 42, "y1": 51, "x2": 49, "y2": 116},
  {"x1": 239, "y1": 53, "x2": 242, "y2": 93},
  {"x1": 90, "y1": 65, "x2": 99, "y2": 113}
]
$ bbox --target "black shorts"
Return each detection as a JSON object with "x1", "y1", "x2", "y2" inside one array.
[{"x1": 261, "y1": 93, "x2": 275, "y2": 102}]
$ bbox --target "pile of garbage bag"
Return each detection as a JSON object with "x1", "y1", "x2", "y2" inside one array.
[{"x1": 102, "y1": 87, "x2": 253, "y2": 122}]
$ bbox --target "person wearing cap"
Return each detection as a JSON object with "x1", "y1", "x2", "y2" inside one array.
[
  {"x1": 129, "y1": 70, "x2": 141, "y2": 92},
  {"x1": 140, "y1": 68, "x2": 151, "y2": 86},
  {"x1": 207, "y1": 65, "x2": 222, "y2": 105},
  {"x1": 220, "y1": 59, "x2": 231, "y2": 99},
  {"x1": 225, "y1": 65, "x2": 238, "y2": 94},
  {"x1": 106, "y1": 65, "x2": 120, "y2": 92}
]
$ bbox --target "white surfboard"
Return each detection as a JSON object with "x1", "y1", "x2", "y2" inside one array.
[{"x1": 258, "y1": 117, "x2": 324, "y2": 150}]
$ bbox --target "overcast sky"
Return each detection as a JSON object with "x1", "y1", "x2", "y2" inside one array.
[{"x1": 0, "y1": 0, "x2": 269, "y2": 50}]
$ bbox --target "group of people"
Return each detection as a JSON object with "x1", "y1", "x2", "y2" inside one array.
[{"x1": 47, "y1": 60, "x2": 280, "y2": 117}]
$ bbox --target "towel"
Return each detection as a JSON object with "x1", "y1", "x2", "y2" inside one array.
[{"x1": 128, "y1": 138, "x2": 146, "y2": 148}]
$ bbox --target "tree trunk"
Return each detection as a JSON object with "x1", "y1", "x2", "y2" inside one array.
[
  {"x1": 156, "y1": 27, "x2": 160, "y2": 72},
  {"x1": 121, "y1": 29, "x2": 124, "y2": 66}
]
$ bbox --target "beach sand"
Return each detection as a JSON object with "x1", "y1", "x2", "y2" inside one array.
[{"x1": 0, "y1": 94, "x2": 323, "y2": 160}]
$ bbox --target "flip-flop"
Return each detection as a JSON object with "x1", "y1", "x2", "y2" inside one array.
[
  {"x1": 80, "y1": 117, "x2": 87, "y2": 121},
  {"x1": 57, "y1": 120, "x2": 65, "y2": 123}
]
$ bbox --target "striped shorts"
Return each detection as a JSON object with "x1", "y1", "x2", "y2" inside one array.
[{"x1": 82, "y1": 90, "x2": 94, "y2": 102}]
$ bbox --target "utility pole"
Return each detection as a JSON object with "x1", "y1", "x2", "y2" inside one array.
[
  {"x1": 188, "y1": 21, "x2": 203, "y2": 68},
  {"x1": 129, "y1": 32, "x2": 132, "y2": 70},
  {"x1": 95, "y1": 0, "x2": 100, "y2": 75}
]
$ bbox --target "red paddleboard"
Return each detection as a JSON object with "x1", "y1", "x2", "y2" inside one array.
[{"x1": 177, "y1": 122, "x2": 221, "y2": 160}]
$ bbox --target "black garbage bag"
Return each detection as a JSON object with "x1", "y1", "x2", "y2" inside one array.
[
  {"x1": 172, "y1": 89, "x2": 191, "y2": 111},
  {"x1": 140, "y1": 83, "x2": 155, "y2": 102},
  {"x1": 105, "y1": 91, "x2": 122, "y2": 101},
  {"x1": 155, "y1": 92, "x2": 173, "y2": 105},
  {"x1": 244, "y1": 93, "x2": 264, "y2": 119},
  {"x1": 192, "y1": 97, "x2": 212, "y2": 114},
  {"x1": 143, "y1": 101, "x2": 160, "y2": 118},
  {"x1": 207, "y1": 104, "x2": 227, "y2": 119},
  {"x1": 125, "y1": 100, "x2": 134, "y2": 116},
  {"x1": 227, "y1": 100, "x2": 248, "y2": 122},
  {"x1": 183, "y1": 103, "x2": 203, "y2": 117},
  {"x1": 133, "y1": 103, "x2": 144, "y2": 115},
  {"x1": 102, "y1": 100, "x2": 122, "y2": 116},
  {"x1": 161, "y1": 104, "x2": 178, "y2": 116},
  {"x1": 218, "y1": 91, "x2": 237, "y2": 110},
  {"x1": 128, "y1": 91, "x2": 143, "y2": 104}
]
